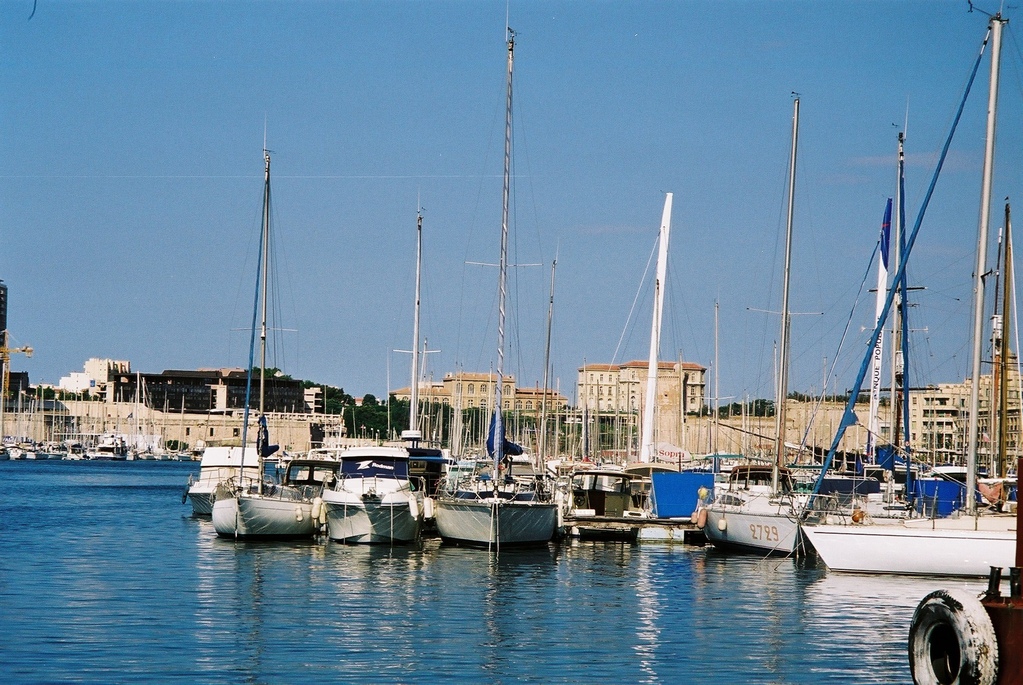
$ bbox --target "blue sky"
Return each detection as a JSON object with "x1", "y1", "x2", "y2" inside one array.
[{"x1": 2, "y1": 0, "x2": 1020, "y2": 406}]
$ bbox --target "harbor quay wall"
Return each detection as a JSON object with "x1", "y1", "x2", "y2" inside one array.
[
  {"x1": 7, "y1": 400, "x2": 345, "y2": 454},
  {"x1": 7, "y1": 398, "x2": 868, "y2": 459}
]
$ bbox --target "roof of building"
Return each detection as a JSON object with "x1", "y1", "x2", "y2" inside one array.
[{"x1": 578, "y1": 360, "x2": 706, "y2": 372}]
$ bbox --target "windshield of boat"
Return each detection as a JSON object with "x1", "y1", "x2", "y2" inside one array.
[
  {"x1": 340, "y1": 457, "x2": 409, "y2": 479},
  {"x1": 572, "y1": 473, "x2": 628, "y2": 493},
  {"x1": 729, "y1": 466, "x2": 793, "y2": 492},
  {"x1": 284, "y1": 462, "x2": 340, "y2": 485}
]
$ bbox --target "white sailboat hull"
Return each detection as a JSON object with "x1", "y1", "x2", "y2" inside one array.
[
  {"x1": 802, "y1": 516, "x2": 1016, "y2": 576},
  {"x1": 704, "y1": 499, "x2": 802, "y2": 556},
  {"x1": 434, "y1": 497, "x2": 557, "y2": 547},
  {"x1": 323, "y1": 490, "x2": 420, "y2": 544},
  {"x1": 212, "y1": 492, "x2": 317, "y2": 539}
]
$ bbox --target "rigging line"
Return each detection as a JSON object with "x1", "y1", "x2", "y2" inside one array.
[
  {"x1": 0, "y1": 173, "x2": 512, "y2": 180},
  {"x1": 611, "y1": 233, "x2": 658, "y2": 367},
  {"x1": 797, "y1": 235, "x2": 880, "y2": 454},
  {"x1": 456, "y1": 60, "x2": 507, "y2": 386},
  {"x1": 665, "y1": 242, "x2": 698, "y2": 365},
  {"x1": 1005, "y1": 25, "x2": 1023, "y2": 107},
  {"x1": 807, "y1": 21, "x2": 991, "y2": 507},
  {"x1": 750, "y1": 108, "x2": 800, "y2": 407}
]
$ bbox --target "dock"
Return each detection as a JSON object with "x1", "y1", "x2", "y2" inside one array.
[{"x1": 564, "y1": 515, "x2": 707, "y2": 544}]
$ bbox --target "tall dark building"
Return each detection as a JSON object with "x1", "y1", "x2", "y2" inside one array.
[{"x1": 0, "y1": 279, "x2": 7, "y2": 334}]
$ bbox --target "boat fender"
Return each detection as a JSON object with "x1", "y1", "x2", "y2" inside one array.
[
  {"x1": 716, "y1": 517, "x2": 727, "y2": 532},
  {"x1": 311, "y1": 497, "x2": 323, "y2": 521},
  {"x1": 908, "y1": 588, "x2": 998, "y2": 685},
  {"x1": 696, "y1": 507, "x2": 708, "y2": 529},
  {"x1": 423, "y1": 497, "x2": 435, "y2": 520},
  {"x1": 408, "y1": 495, "x2": 419, "y2": 520},
  {"x1": 294, "y1": 505, "x2": 304, "y2": 522},
  {"x1": 182, "y1": 489, "x2": 189, "y2": 505}
]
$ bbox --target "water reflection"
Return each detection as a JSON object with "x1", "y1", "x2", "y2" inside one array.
[{"x1": 3, "y1": 461, "x2": 929, "y2": 684}]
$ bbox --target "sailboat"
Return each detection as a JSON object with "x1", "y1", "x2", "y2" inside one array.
[
  {"x1": 321, "y1": 209, "x2": 448, "y2": 544},
  {"x1": 566, "y1": 196, "x2": 673, "y2": 539},
  {"x1": 211, "y1": 149, "x2": 340, "y2": 539},
  {"x1": 433, "y1": 29, "x2": 558, "y2": 548},
  {"x1": 801, "y1": 15, "x2": 1017, "y2": 576},
  {"x1": 702, "y1": 97, "x2": 807, "y2": 556}
]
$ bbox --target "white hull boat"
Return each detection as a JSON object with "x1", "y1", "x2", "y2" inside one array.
[
  {"x1": 321, "y1": 446, "x2": 435, "y2": 544},
  {"x1": 701, "y1": 464, "x2": 805, "y2": 556},
  {"x1": 434, "y1": 495, "x2": 557, "y2": 547},
  {"x1": 703, "y1": 495, "x2": 803, "y2": 556},
  {"x1": 185, "y1": 446, "x2": 259, "y2": 516},
  {"x1": 801, "y1": 515, "x2": 1016, "y2": 577},
  {"x1": 324, "y1": 492, "x2": 420, "y2": 544},
  {"x1": 213, "y1": 490, "x2": 318, "y2": 539}
]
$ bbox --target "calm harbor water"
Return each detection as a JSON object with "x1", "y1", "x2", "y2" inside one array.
[{"x1": 0, "y1": 460, "x2": 984, "y2": 684}]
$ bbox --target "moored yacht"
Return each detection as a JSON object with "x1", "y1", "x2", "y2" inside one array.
[
  {"x1": 321, "y1": 442, "x2": 437, "y2": 544},
  {"x1": 702, "y1": 464, "x2": 805, "y2": 555},
  {"x1": 185, "y1": 445, "x2": 260, "y2": 516}
]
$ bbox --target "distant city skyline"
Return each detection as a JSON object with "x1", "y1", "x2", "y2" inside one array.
[{"x1": 2, "y1": 1, "x2": 1020, "y2": 406}]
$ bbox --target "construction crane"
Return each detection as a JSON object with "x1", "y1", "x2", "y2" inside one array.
[{"x1": 0, "y1": 330, "x2": 33, "y2": 444}]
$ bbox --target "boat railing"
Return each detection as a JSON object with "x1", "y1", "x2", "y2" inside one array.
[{"x1": 801, "y1": 493, "x2": 867, "y2": 525}]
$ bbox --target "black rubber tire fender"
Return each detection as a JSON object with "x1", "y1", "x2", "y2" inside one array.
[{"x1": 908, "y1": 588, "x2": 998, "y2": 685}]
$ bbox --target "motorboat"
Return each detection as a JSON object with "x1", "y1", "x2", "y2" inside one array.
[
  {"x1": 321, "y1": 445, "x2": 440, "y2": 544},
  {"x1": 184, "y1": 445, "x2": 260, "y2": 516}
]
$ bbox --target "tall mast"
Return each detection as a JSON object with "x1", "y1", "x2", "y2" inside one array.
[
  {"x1": 713, "y1": 299, "x2": 719, "y2": 454},
  {"x1": 405, "y1": 209, "x2": 424, "y2": 445},
  {"x1": 259, "y1": 149, "x2": 270, "y2": 416},
  {"x1": 997, "y1": 202, "x2": 1011, "y2": 479},
  {"x1": 492, "y1": 27, "x2": 514, "y2": 480},
  {"x1": 538, "y1": 257, "x2": 557, "y2": 466},
  {"x1": 967, "y1": 14, "x2": 1004, "y2": 516},
  {"x1": 256, "y1": 148, "x2": 271, "y2": 494},
  {"x1": 890, "y1": 132, "x2": 907, "y2": 459},
  {"x1": 774, "y1": 97, "x2": 799, "y2": 491},
  {"x1": 640, "y1": 193, "x2": 673, "y2": 463}
]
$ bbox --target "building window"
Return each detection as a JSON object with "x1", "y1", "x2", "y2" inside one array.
[
  {"x1": 210, "y1": 428, "x2": 215, "y2": 437},
  {"x1": 185, "y1": 427, "x2": 190, "y2": 436},
  {"x1": 468, "y1": 383, "x2": 474, "y2": 394},
  {"x1": 233, "y1": 428, "x2": 239, "y2": 437}
]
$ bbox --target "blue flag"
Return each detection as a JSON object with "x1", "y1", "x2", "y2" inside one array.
[
  {"x1": 486, "y1": 413, "x2": 523, "y2": 459},
  {"x1": 257, "y1": 415, "x2": 280, "y2": 459},
  {"x1": 880, "y1": 198, "x2": 892, "y2": 271}
]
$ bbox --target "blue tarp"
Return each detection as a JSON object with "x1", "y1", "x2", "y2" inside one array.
[
  {"x1": 912, "y1": 479, "x2": 965, "y2": 518},
  {"x1": 650, "y1": 472, "x2": 715, "y2": 518}
]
